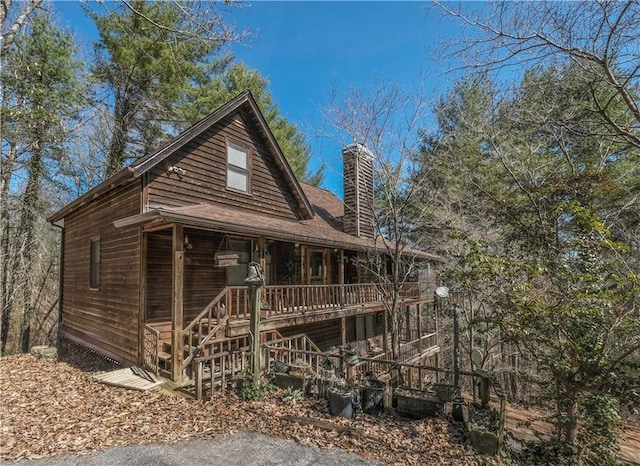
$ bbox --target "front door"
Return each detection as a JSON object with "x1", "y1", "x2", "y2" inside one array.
[{"x1": 307, "y1": 248, "x2": 327, "y2": 285}]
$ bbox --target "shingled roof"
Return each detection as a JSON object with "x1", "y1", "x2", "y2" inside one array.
[{"x1": 114, "y1": 181, "x2": 440, "y2": 261}]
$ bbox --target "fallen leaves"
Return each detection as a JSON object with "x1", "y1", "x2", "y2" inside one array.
[{"x1": 0, "y1": 354, "x2": 500, "y2": 465}]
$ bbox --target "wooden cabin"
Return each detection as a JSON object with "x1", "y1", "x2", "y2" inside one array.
[{"x1": 49, "y1": 91, "x2": 441, "y2": 383}]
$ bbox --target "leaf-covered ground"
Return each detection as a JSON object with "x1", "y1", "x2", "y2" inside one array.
[{"x1": 0, "y1": 355, "x2": 498, "y2": 465}]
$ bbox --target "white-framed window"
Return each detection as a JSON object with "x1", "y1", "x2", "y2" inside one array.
[
  {"x1": 226, "y1": 141, "x2": 250, "y2": 193},
  {"x1": 89, "y1": 237, "x2": 100, "y2": 289}
]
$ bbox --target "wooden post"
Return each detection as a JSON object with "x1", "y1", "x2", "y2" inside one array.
[
  {"x1": 405, "y1": 306, "x2": 411, "y2": 343},
  {"x1": 300, "y1": 245, "x2": 307, "y2": 285},
  {"x1": 246, "y1": 262, "x2": 264, "y2": 382},
  {"x1": 383, "y1": 309, "x2": 389, "y2": 357},
  {"x1": 339, "y1": 249, "x2": 345, "y2": 305},
  {"x1": 341, "y1": 317, "x2": 347, "y2": 346},
  {"x1": 138, "y1": 231, "x2": 147, "y2": 366},
  {"x1": 195, "y1": 361, "x2": 202, "y2": 400},
  {"x1": 171, "y1": 224, "x2": 184, "y2": 382},
  {"x1": 417, "y1": 304, "x2": 423, "y2": 354}
]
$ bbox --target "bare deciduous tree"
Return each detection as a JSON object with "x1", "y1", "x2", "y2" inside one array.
[
  {"x1": 324, "y1": 77, "x2": 441, "y2": 360},
  {"x1": 435, "y1": 0, "x2": 640, "y2": 151}
]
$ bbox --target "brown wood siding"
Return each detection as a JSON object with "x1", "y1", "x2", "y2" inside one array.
[
  {"x1": 183, "y1": 229, "x2": 226, "y2": 321},
  {"x1": 145, "y1": 230, "x2": 172, "y2": 321},
  {"x1": 61, "y1": 181, "x2": 142, "y2": 365},
  {"x1": 146, "y1": 229, "x2": 226, "y2": 322},
  {"x1": 145, "y1": 112, "x2": 301, "y2": 221}
]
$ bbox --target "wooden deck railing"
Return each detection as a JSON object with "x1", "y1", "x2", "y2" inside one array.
[
  {"x1": 262, "y1": 282, "x2": 428, "y2": 318},
  {"x1": 219, "y1": 282, "x2": 429, "y2": 320},
  {"x1": 398, "y1": 332, "x2": 438, "y2": 362},
  {"x1": 180, "y1": 280, "x2": 432, "y2": 382},
  {"x1": 190, "y1": 331, "x2": 440, "y2": 400},
  {"x1": 182, "y1": 288, "x2": 229, "y2": 368},
  {"x1": 261, "y1": 334, "x2": 344, "y2": 376}
]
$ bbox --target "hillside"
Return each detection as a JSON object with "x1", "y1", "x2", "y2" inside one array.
[{"x1": 0, "y1": 355, "x2": 495, "y2": 465}]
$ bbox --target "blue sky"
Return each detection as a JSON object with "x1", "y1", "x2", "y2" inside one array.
[{"x1": 53, "y1": 1, "x2": 467, "y2": 196}]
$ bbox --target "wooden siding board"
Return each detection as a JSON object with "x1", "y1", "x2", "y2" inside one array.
[
  {"x1": 145, "y1": 113, "x2": 301, "y2": 221},
  {"x1": 61, "y1": 181, "x2": 141, "y2": 365}
]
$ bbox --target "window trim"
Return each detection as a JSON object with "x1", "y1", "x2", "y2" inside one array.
[
  {"x1": 89, "y1": 237, "x2": 101, "y2": 290},
  {"x1": 225, "y1": 138, "x2": 252, "y2": 195}
]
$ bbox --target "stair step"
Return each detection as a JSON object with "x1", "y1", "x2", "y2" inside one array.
[{"x1": 158, "y1": 351, "x2": 171, "y2": 362}]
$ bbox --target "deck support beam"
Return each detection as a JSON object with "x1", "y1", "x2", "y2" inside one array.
[{"x1": 171, "y1": 224, "x2": 184, "y2": 382}]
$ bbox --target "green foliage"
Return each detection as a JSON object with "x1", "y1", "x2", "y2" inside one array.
[
  {"x1": 181, "y1": 63, "x2": 323, "y2": 184},
  {"x1": 576, "y1": 394, "x2": 622, "y2": 463},
  {"x1": 90, "y1": 0, "x2": 226, "y2": 175},
  {"x1": 420, "y1": 63, "x2": 640, "y2": 460},
  {"x1": 279, "y1": 386, "x2": 304, "y2": 405},
  {"x1": 2, "y1": 12, "x2": 87, "y2": 161},
  {"x1": 90, "y1": 2, "x2": 321, "y2": 184},
  {"x1": 1, "y1": 10, "x2": 88, "y2": 353},
  {"x1": 239, "y1": 374, "x2": 275, "y2": 402}
]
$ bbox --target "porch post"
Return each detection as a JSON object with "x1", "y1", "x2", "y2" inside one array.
[
  {"x1": 405, "y1": 306, "x2": 411, "y2": 343},
  {"x1": 417, "y1": 304, "x2": 423, "y2": 354},
  {"x1": 246, "y1": 262, "x2": 264, "y2": 382},
  {"x1": 138, "y1": 231, "x2": 147, "y2": 366},
  {"x1": 339, "y1": 249, "x2": 345, "y2": 305},
  {"x1": 171, "y1": 224, "x2": 184, "y2": 382}
]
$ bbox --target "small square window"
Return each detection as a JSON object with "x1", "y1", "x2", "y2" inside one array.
[
  {"x1": 227, "y1": 142, "x2": 250, "y2": 193},
  {"x1": 90, "y1": 238, "x2": 100, "y2": 289}
]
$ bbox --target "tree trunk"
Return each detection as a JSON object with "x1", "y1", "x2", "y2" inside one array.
[
  {"x1": 0, "y1": 143, "x2": 18, "y2": 354},
  {"x1": 18, "y1": 140, "x2": 44, "y2": 353},
  {"x1": 106, "y1": 90, "x2": 134, "y2": 176},
  {"x1": 389, "y1": 304, "x2": 400, "y2": 361}
]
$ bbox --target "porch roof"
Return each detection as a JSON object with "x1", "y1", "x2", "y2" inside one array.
[{"x1": 114, "y1": 203, "x2": 442, "y2": 262}]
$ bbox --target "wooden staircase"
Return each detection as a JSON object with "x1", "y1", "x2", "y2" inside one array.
[{"x1": 157, "y1": 287, "x2": 280, "y2": 383}]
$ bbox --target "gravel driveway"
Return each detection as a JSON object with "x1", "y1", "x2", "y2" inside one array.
[{"x1": 8, "y1": 431, "x2": 385, "y2": 466}]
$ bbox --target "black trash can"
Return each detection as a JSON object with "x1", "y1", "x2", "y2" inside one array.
[
  {"x1": 361, "y1": 380, "x2": 386, "y2": 415},
  {"x1": 328, "y1": 390, "x2": 355, "y2": 419}
]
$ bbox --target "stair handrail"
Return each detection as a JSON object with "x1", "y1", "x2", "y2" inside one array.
[
  {"x1": 184, "y1": 287, "x2": 229, "y2": 335},
  {"x1": 262, "y1": 333, "x2": 322, "y2": 353},
  {"x1": 183, "y1": 315, "x2": 229, "y2": 367}
]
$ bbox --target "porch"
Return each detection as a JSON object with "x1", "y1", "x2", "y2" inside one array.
[
  {"x1": 144, "y1": 280, "x2": 436, "y2": 381},
  {"x1": 140, "y1": 224, "x2": 438, "y2": 381}
]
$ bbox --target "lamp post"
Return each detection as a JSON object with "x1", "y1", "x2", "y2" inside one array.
[
  {"x1": 435, "y1": 286, "x2": 464, "y2": 422},
  {"x1": 245, "y1": 262, "x2": 264, "y2": 382}
]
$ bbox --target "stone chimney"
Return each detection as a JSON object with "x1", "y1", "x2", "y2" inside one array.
[{"x1": 342, "y1": 143, "x2": 375, "y2": 239}]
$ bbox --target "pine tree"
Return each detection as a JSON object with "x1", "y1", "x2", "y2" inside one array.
[{"x1": 1, "y1": 11, "x2": 86, "y2": 353}]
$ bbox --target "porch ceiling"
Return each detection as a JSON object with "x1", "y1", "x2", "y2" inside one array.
[{"x1": 113, "y1": 203, "x2": 441, "y2": 261}]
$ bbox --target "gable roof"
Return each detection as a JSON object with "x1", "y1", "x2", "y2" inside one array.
[{"x1": 50, "y1": 91, "x2": 314, "y2": 223}]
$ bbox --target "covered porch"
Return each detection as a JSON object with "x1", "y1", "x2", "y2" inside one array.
[{"x1": 131, "y1": 220, "x2": 437, "y2": 382}]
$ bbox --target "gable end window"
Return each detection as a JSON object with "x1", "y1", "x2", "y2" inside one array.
[
  {"x1": 226, "y1": 141, "x2": 250, "y2": 193},
  {"x1": 90, "y1": 238, "x2": 100, "y2": 289}
]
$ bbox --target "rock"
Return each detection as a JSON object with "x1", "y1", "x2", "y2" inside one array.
[
  {"x1": 30, "y1": 345, "x2": 58, "y2": 359},
  {"x1": 469, "y1": 429, "x2": 498, "y2": 455}
]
